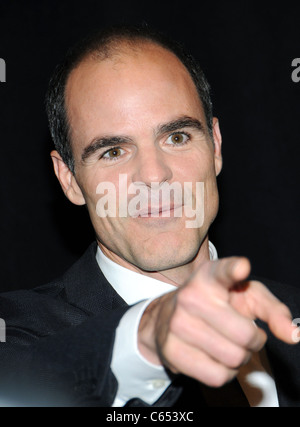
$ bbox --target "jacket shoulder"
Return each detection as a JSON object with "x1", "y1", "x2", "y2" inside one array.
[{"x1": 0, "y1": 244, "x2": 100, "y2": 337}]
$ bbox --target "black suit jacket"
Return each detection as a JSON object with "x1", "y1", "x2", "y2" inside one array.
[{"x1": 0, "y1": 242, "x2": 299, "y2": 407}]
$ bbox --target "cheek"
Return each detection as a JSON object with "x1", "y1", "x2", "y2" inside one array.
[
  {"x1": 184, "y1": 155, "x2": 219, "y2": 217},
  {"x1": 77, "y1": 168, "x2": 120, "y2": 207},
  {"x1": 176, "y1": 152, "x2": 216, "y2": 186},
  {"x1": 203, "y1": 171, "x2": 219, "y2": 225},
  {"x1": 81, "y1": 174, "x2": 131, "y2": 236}
]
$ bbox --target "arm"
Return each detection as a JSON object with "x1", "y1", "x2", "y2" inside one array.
[
  {"x1": 0, "y1": 294, "x2": 175, "y2": 407},
  {"x1": 0, "y1": 303, "x2": 129, "y2": 407},
  {"x1": 0, "y1": 257, "x2": 297, "y2": 407},
  {"x1": 138, "y1": 257, "x2": 297, "y2": 387},
  {"x1": 111, "y1": 299, "x2": 172, "y2": 407}
]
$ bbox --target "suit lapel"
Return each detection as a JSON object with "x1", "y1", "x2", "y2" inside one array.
[{"x1": 62, "y1": 242, "x2": 127, "y2": 315}]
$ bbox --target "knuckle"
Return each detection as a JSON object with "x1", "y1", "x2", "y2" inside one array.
[
  {"x1": 178, "y1": 285, "x2": 199, "y2": 310},
  {"x1": 228, "y1": 348, "x2": 249, "y2": 368},
  {"x1": 234, "y1": 323, "x2": 256, "y2": 348},
  {"x1": 179, "y1": 277, "x2": 215, "y2": 312},
  {"x1": 207, "y1": 368, "x2": 236, "y2": 388},
  {"x1": 168, "y1": 310, "x2": 183, "y2": 334}
]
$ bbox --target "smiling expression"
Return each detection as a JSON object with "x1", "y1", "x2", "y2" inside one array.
[{"x1": 52, "y1": 42, "x2": 222, "y2": 285}]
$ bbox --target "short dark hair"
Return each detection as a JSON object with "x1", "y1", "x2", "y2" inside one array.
[{"x1": 45, "y1": 25, "x2": 213, "y2": 174}]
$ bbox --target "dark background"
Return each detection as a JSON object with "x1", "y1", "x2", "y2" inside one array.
[{"x1": 0, "y1": 1, "x2": 299, "y2": 292}]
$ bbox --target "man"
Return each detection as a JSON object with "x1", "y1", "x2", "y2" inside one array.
[{"x1": 0, "y1": 25, "x2": 299, "y2": 407}]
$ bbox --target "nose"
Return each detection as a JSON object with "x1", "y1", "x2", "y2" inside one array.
[{"x1": 131, "y1": 145, "x2": 173, "y2": 187}]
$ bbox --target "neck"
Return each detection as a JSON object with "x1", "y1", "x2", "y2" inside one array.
[{"x1": 98, "y1": 236, "x2": 211, "y2": 287}]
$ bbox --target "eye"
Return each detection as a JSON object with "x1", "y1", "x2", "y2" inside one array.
[
  {"x1": 165, "y1": 132, "x2": 190, "y2": 146},
  {"x1": 101, "y1": 147, "x2": 125, "y2": 161}
]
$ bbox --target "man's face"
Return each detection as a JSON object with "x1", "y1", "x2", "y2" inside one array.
[{"x1": 61, "y1": 43, "x2": 222, "y2": 280}]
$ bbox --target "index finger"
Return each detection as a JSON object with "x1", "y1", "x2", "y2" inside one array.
[
  {"x1": 233, "y1": 280, "x2": 297, "y2": 344},
  {"x1": 210, "y1": 256, "x2": 251, "y2": 288}
]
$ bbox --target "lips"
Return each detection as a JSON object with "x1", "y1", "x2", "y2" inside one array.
[{"x1": 134, "y1": 204, "x2": 182, "y2": 218}]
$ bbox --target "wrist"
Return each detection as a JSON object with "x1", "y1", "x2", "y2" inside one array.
[
  {"x1": 138, "y1": 298, "x2": 162, "y2": 365},
  {"x1": 138, "y1": 292, "x2": 176, "y2": 366}
]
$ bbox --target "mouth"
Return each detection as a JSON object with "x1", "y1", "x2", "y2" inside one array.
[{"x1": 132, "y1": 204, "x2": 183, "y2": 218}]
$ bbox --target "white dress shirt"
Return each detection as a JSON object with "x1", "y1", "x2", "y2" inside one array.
[{"x1": 96, "y1": 243, "x2": 279, "y2": 407}]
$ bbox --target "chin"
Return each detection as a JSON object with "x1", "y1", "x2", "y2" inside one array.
[{"x1": 132, "y1": 238, "x2": 201, "y2": 273}]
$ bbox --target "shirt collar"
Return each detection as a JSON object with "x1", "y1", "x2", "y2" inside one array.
[{"x1": 96, "y1": 241, "x2": 218, "y2": 305}]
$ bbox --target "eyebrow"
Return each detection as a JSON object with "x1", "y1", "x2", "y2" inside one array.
[
  {"x1": 81, "y1": 115, "x2": 205, "y2": 162},
  {"x1": 156, "y1": 116, "x2": 204, "y2": 136},
  {"x1": 81, "y1": 135, "x2": 132, "y2": 162}
]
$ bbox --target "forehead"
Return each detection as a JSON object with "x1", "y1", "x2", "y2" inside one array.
[{"x1": 65, "y1": 43, "x2": 204, "y2": 147}]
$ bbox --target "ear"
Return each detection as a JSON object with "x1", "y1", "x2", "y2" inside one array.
[
  {"x1": 212, "y1": 117, "x2": 223, "y2": 176},
  {"x1": 50, "y1": 151, "x2": 86, "y2": 206}
]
